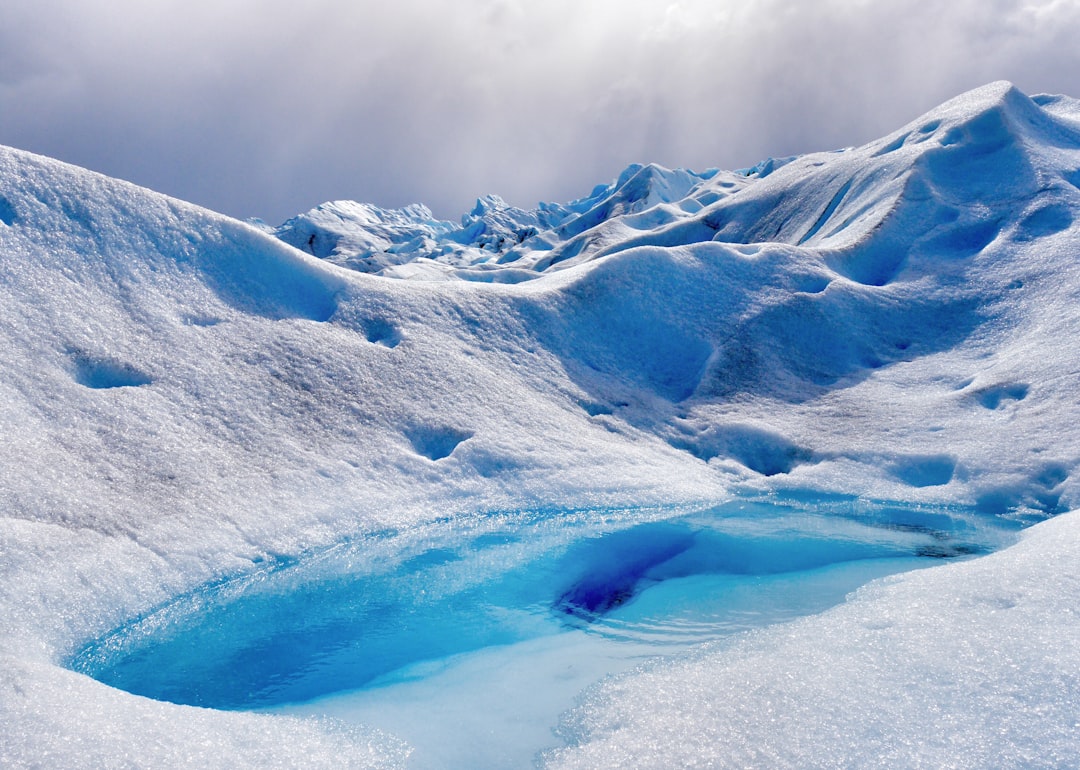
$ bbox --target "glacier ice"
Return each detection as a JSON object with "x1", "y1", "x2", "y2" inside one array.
[
  {"x1": 69, "y1": 501, "x2": 1018, "y2": 769},
  {"x1": 1, "y1": 80, "x2": 1080, "y2": 767}
]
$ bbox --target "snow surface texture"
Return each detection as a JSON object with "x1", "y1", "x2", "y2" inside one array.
[
  {"x1": 1, "y1": 81, "x2": 1080, "y2": 767},
  {"x1": 547, "y1": 509, "x2": 1080, "y2": 769}
]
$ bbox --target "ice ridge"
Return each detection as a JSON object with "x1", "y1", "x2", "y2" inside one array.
[{"x1": 271, "y1": 81, "x2": 1080, "y2": 285}]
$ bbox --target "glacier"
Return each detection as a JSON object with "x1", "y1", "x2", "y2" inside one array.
[{"x1": 1, "y1": 80, "x2": 1080, "y2": 768}]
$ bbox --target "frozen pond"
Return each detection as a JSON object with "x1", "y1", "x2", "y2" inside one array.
[{"x1": 71, "y1": 499, "x2": 1021, "y2": 768}]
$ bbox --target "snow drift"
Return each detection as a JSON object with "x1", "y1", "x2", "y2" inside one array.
[{"x1": 1, "y1": 81, "x2": 1080, "y2": 767}]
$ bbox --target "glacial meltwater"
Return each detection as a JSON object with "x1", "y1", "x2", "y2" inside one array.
[{"x1": 70, "y1": 499, "x2": 1021, "y2": 768}]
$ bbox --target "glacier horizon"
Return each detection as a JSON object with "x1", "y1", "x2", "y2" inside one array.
[{"x1": 2, "y1": 80, "x2": 1080, "y2": 768}]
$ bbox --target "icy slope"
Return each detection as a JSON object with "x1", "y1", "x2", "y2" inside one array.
[
  {"x1": 548, "y1": 507, "x2": 1080, "y2": 769},
  {"x1": 0, "y1": 145, "x2": 724, "y2": 767},
  {"x1": 1, "y1": 81, "x2": 1079, "y2": 767}
]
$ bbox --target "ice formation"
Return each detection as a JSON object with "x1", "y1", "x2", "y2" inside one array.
[{"x1": 1, "y1": 81, "x2": 1079, "y2": 767}]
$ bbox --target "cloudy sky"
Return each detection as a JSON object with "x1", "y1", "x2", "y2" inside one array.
[{"x1": 3, "y1": 0, "x2": 1080, "y2": 224}]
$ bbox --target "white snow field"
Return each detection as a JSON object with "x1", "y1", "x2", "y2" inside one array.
[{"x1": 2, "y1": 81, "x2": 1080, "y2": 767}]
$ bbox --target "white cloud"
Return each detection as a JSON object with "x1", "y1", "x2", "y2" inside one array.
[{"x1": 1, "y1": 0, "x2": 1079, "y2": 222}]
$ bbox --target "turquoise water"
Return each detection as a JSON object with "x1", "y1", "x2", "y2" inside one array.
[{"x1": 71, "y1": 499, "x2": 1020, "y2": 766}]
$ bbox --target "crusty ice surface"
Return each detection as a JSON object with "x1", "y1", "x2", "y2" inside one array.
[{"x1": 1, "y1": 81, "x2": 1079, "y2": 767}]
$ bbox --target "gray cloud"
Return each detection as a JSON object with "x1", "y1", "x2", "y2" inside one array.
[{"x1": 2, "y1": 0, "x2": 1079, "y2": 223}]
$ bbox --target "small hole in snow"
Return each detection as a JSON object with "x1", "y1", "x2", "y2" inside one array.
[
  {"x1": 580, "y1": 401, "x2": 614, "y2": 417},
  {"x1": 363, "y1": 318, "x2": 402, "y2": 348},
  {"x1": 0, "y1": 196, "x2": 17, "y2": 226},
  {"x1": 974, "y1": 383, "x2": 1029, "y2": 410},
  {"x1": 889, "y1": 454, "x2": 956, "y2": 488},
  {"x1": 404, "y1": 425, "x2": 472, "y2": 460},
  {"x1": 69, "y1": 351, "x2": 152, "y2": 389}
]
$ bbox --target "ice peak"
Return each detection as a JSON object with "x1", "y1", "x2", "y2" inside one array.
[
  {"x1": 470, "y1": 194, "x2": 508, "y2": 217},
  {"x1": 936, "y1": 79, "x2": 1023, "y2": 115},
  {"x1": 261, "y1": 82, "x2": 1080, "y2": 282},
  {"x1": 899, "y1": 80, "x2": 1056, "y2": 147}
]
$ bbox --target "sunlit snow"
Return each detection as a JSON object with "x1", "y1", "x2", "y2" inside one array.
[{"x1": 2, "y1": 81, "x2": 1080, "y2": 768}]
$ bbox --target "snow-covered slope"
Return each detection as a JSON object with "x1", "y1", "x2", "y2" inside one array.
[{"x1": 2, "y1": 81, "x2": 1080, "y2": 767}]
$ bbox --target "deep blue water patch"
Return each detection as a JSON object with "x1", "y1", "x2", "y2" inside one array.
[
  {"x1": 554, "y1": 523, "x2": 697, "y2": 618},
  {"x1": 70, "y1": 500, "x2": 1021, "y2": 711}
]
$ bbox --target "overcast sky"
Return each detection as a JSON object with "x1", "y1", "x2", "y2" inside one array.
[{"x1": 3, "y1": 0, "x2": 1080, "y2": 223}]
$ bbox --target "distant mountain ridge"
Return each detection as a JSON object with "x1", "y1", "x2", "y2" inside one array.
[
  {"x1": 270, "y1": 81, "x2": 1079, "y2": 290},
  {"x1": 264, "y1": 162, "x2": 730, "y2": 282}
]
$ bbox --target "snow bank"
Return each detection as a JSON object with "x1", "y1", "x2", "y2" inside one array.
[
  {"x1": 547, "y1": 508, "x2": 1080, "y2": 769},
  {"x1": 1, "y1": 80, "x2": 1079, "y2": 766},
  {"x1": 2, "y1": 650, "x2": 410, "y2": 768}
]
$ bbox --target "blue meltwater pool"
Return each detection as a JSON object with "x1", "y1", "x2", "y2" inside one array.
[{"x1": 70, "y1": 498, "x2": 1021, "y2": 768}]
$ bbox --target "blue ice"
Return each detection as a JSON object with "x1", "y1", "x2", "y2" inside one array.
[{"x1": 71, "y1": 499, "x2": 1019, "y2": 768}]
